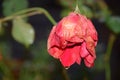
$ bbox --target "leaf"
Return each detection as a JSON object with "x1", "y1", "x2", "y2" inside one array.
[
  {"x1": 80, "y1": 6, "x2": 93, "y2": 18},
  {"x1": 2, "y1": 0, "x2": 28, "y2": 16},
  {"x1": 106, "y1": 16, "x2": 120, "y2": 34},
  {"x1": 12, "y1": 17, "x2": 35, "y2": 47}
]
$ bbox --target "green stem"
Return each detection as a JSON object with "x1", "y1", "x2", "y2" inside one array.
[
  {"x1": 74, "y1": 0, "x2": 80, "y2": 13},
  {"x1": 0, "y1": 7, "x2": 56, "y2": 25},
  {"x1": 104, "y1": 33, "x2": 116, "y2": 80}
]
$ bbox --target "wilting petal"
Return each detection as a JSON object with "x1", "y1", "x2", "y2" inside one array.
[
  {"x1": 76, "y1": 50, "x2": 81, "y2": 65},
  {"x1": 56, "y1": 18, "x2": 75, "y2": 40},
  {"x1": 47, "y1": 26, "x2": 63, "y2": 58},
  {"x1": 80, "y1": 42, "x2": 89, "y2": 58},
  {"x1": 56, "y1": 13, "x2": 80, "y2": 41},
  {"x1": 84, "y1": 54, "x2": 95, "y2": 68},
  {"x1": 48, "y1": 47, "x2": 63, "y2": 58},
  {"x1": 85, "y1": 36, "x2": 96, "y2": 58},
  {"x1": 85, "y1": 54, "x2": 95, "y2": 64},
  {"x1": 47, "y1": 12, "x2": 98, "y2": 68},
  {"x1": 86, "y1": 20, "x2": 98, "y2": 46},
  {"x1": 68, "y1": 36, "x2": 84, "y2": 43},
  {"x1": 48, "y1": 26, "x2": 57, "y2": 49},
  {"x1": 84, "y1": 58, "x2": 94, "y2": 68},
  {"x1": 60, "y1": 46, "x2": 80, "y2": 67},
  {"x1": 86, "y1": 20, "x2": 98, "y2": 41}
]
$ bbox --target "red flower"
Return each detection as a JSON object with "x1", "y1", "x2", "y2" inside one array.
[{"x1": 47, "y1": 12, "x2": 98, "y2": 68}]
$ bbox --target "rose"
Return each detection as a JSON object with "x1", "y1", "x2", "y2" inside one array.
[{"x1": 47, "y1": 12, "x2": 98, "y2": 68}]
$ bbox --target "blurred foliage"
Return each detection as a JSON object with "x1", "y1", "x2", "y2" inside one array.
[
  {"x1": 0, "y1": 41, "x2": 12, "y2": 59},
  {"x1": 12, "y1": 17, "x2": 35, "y2": 47},
  {"x1": 106, "y1": 16, "x2": 120, "y2": 34},
  {"x1": 2, "y1": 0, "x2": 28, "y2": 16},
  {"x1": 0, "y1": 0, "x2": 120, "y2": 80},
  {"x1": 0, "y1": 22, "x2": 4, "y2": 36},
  {"x1": 19, "y1": 41, "x2": 52, "y2": 80},
  {"x1": 94, "y1": 43, "x2": 105, "y2": 71}
]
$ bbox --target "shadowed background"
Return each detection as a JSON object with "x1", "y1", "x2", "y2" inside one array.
[{"x1": 0, "y1": 0, "x2": 120, "y2": 80}]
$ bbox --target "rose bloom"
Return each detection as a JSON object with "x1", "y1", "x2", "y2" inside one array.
[{"x1": 47, "y1": 12, "x2": 98, "y2": 68}]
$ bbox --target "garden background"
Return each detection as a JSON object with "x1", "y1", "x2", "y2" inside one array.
[{"x1": 0, "y1": 0, "x2": 120, "y2": 80}]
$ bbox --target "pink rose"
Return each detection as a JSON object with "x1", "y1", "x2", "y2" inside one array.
[{"x1": 47, "y1": 12, "x2": 98, "y2": 68}]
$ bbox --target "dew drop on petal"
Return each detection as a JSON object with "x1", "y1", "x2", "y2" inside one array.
[{"x1": 65, "y1": 67, "x2": 69, "y2": 70}]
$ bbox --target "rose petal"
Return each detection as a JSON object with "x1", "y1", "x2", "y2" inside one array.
[
  {"x1": 48, "y1": 26, "x2": 57, "y2": 49},
  {"x1": 48, "y1": 47, "x2": 63, "y2": 58},
  {"x1": 76, "y1": 51, "x2": 81, "y2": 65},
  {"x1": 69, "y1": 36, "x2": 84, "y2": 43},
  {"x1": 47, "y1": 26, "x2": 63, "y2": 58},
  {"x1": 60, "y1": 46, "x2": 80, "y2": 67},
  {"x1": 55, "y1": 13, "x2": 80, "y2": 41},
  {"x1": 85, "y1": 54, "x2": 95, "y2": 64},
  {"x1": 85, "y1": 37, "x2": 96, "y2": 58},
  {"x1": 80, "y1": 42, "x2": 89, "y2": 58},
  {"x1": 87, "y1": 20, "x2": 98, "y2": 41},
  {"x1": 84, "y1": 58, "x2": 94, "y2": 68}
]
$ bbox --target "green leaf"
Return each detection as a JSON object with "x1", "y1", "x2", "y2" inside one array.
[
  {"x1": 106, "y1": 16, "x2": 120, "y2": 34},
  {"x1": 12, "y1": 17, "x2": 35, "y2": 47},
  {"x1": 2, "y1": 0, "x2": 28, "y2": 16},
  {"x1": 80, "y1": 6, "x2": 93, "y2": 18}
]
